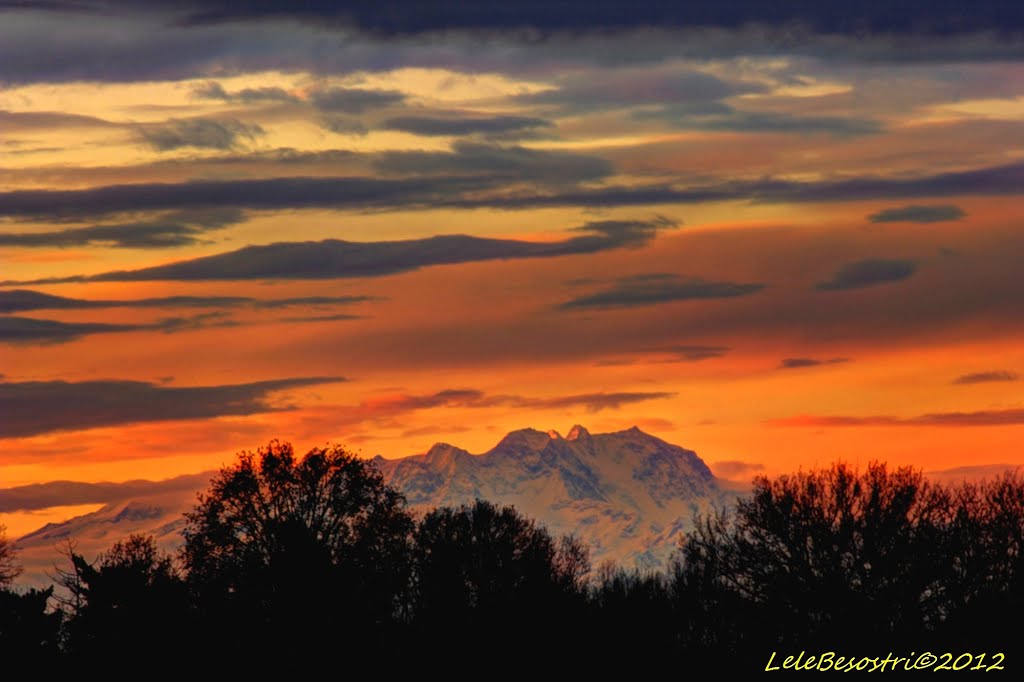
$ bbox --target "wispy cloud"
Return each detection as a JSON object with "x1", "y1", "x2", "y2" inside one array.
[
  {"x1": 770, "y1": 409, "x2": 1024, "y2": 428},
  {"x1": 560, "y1": 272, "x2": 764, "y2": 310},
  {"x1": 778, "y1": 357, "x2": 849, "y2": 369},
  {"x1": 138, "y1": 118, "x2": 264, "y2": 151},
  {"x1": 952, "y1": 370, "x2": 1019, "y2": 385},
  {"x1": 0, "y1": 288, "x2": 375, "y2": 313}
]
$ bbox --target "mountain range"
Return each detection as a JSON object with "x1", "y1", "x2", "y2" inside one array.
[
  {"x1": 8, "y1": 426, "x2": 729, "y2": 584},
  {"x1": 373, "y1": 425, "x2": 727, "y2": 568}
]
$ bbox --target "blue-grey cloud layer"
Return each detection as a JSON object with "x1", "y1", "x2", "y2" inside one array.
[
  {"x1": 0, "y1": 472, "x2": 215, "y2": 513},
  {"x1": 0, "y1": 312, "x2": 237, "y2": 344},
  {"x1": 816, "y1": 259, "x2": 917, "y2": 291},
  {"x1": 1, "y1": 160, "x2": 1021, "y2": 220},
  {"x1": 0, "y1": 208, "x2": 245, "y2": 248},
  {"x1": 0, "y1": 289, "x2": 373, "y2": 313},
  {"x1": 381, "y1": 115, "x2": 552, "y2": 137},
  {"x1": 561, "y1": 273, "x2": 764, "y2": 310},
  {"x1": 0, "y1": 376, "x2": 345, "y2": 438},
  {"x1": 868, "y1": 205, "x2": 966, "y2": 223},
  {"x1": 779, "y1": 357, "x2": 849, "y2": 369},
  {"x1": 4, "y1": 218, "x2": 678, "y2": 284}
]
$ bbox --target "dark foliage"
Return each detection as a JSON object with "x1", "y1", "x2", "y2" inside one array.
[
  {"x1": 0, "y1": 587, "x2": 61, "y2": 660},
  {"x1": 0, "y1": 525, "x2": 19, "y2": 588},
  {"x1": 55, "y1": 535, "x2": 188, "y2": 662},
  {"x1": 180, "y1": 440, "x2": 414, "y2": 654},
  {"x1": 409, "y1": 499, "x2": 590, "y2": 660},
  {"x1": 6, "y1": 446, "x2": 1023, "y2": 671},
  {"x1": 675, "y1": 463, "x2": 1024, "y2": 664}
]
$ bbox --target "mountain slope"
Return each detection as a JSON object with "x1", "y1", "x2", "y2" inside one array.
[{"x1": 373, "y1": 425, "x2": 726, "y2": 568}]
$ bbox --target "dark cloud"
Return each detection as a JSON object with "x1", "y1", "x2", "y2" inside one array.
[
  {"x1": 138, "y1": 117, "x2": 264, "y2": 151},
  {"x1": 815, "y1": 258, "x2": 917, "y2": 291},
  {"x1": 0, "y1": 289, "x2": 374, "y2": 313},
  {"x1": 527, "y1": 69, "x2": 757, "y2": 114},
  {"x1": 2, "y1": 6, "x2": 1023, "y2": 91},
  {"x1": 381, "y1": 114, "x2": 552, "y2": 137},
  {"x1": 0, "y1": 144, "x2": 616, "y2": 220},
  {"x1": 0, "y1": 472, "x2": 214, "y2": 513},
  {"x1": 6, "y1": 217, "x2": 678, "y2": 284},
  {"x1": 4, "y1": 159, "x2": 1022, "y2": 221},
  {"x1": 641, "y1": 104, "x2": 882, "y2": 137},
  {"x1": 560, "y1": 273, "x2": 764, "y2": 310},
  {"x1": 0, "y1": 312, "x2": 237, "y2": 344},
  {"x1": 779, "y1": 357, "x2": 850, "y2": 369},
  {"x1": 372, "y1": 141, "x2": 612, "y2": 184},
  {"x1": 0, "y1": 176, "x2": 468, "y2": 220},
  {"x1": 191, "y1": 80, "x2": 298, "y2": 103},
  {"x1": 254, "y1": 295, "x2": 378, "y2": 309},
  {"x1": 310, "y1": 86, "x2": 405, "y2": 113},
  {"x1": 151, "y1": 310, "x2": 239, "y2": 333},
  {"x1": 0, "y1": 376, "x2": 345, "y2": 438},
  {"x1": 952, "y1": 370, "x2": 1019, "y2": 385},
  {"x1": 868, "y1": 204, "x2": 966, "y2": 223},
  {"x1": 711, "y1": 460, "x2": 765, "y2": 480},
  {"x1": 703, "y1": 111, "x2": 881, "y2": 136},
  {"x1": 0, "y1": 316, "x2": 143, "y2": 344},
  {"x1": 771, "y1": 409, "x2": 1024, "y2": 428},
  {"x1": 158, "y1": 0, "x2": 1024, "y2": 37},
  {"x1": 0, "y1": 1, "x2": 92, "y2": 11},
  {"x1": 0, "y1": 207, "x2": 245, "y2": 248}
]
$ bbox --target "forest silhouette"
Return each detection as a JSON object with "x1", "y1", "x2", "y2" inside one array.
[{"x1": 1, "y1": 440, "x2": 1022, "y2": 669}]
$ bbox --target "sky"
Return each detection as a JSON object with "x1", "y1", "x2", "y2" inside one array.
[{"x1": 2, "y1": 1, "x2": 1024, "y2": 537}]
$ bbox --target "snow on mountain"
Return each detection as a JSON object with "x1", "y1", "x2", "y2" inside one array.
[
  {"x1": 12, "y1": 492, "x2": 193, "y2": 587},
  {"x1": 373, "y1": 425, "x2": 728, "y2": 569},
  {"x1": 8, "y1": 425, "x2": 728, "y2": 585}
]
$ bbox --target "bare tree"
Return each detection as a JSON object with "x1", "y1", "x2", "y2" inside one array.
[{"x1": 0, "y1": 524, "x2": 22, "y2": 587}]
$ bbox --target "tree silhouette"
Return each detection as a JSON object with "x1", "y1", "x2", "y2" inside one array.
[
  {"x1": 56, "y1": 534, "x2": 188, "y2": 660},
  {"x1": 676, "y1": 462, "x2": 952, "y2": 657},
  {"x1": 0, "y1": 525, "x2": 20, "y2": 588},
  {"x1": 0, "y1": 525, "x2": 60, "y2": 660},
  {"x1": 939, "y1": 471, "x2": 1024, "y2": 649},
  {"x1": 410, "y1": 499, "x2": 590, "y2": 658},
  {"x1": 181, "y1": 440, "x2": 414, "y2": 651}
]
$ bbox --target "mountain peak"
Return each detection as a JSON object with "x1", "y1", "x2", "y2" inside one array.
[
  {"x1": 374, "y1": 424, "x2": 726, "y2": 571},
  {"x1": 566, "y1": 424, "x2": 590, "y2": 441},
  {"x1": 494, "y1": 427, "x2": 553, "y2": 452}
]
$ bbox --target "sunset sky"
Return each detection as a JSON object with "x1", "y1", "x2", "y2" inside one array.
[{"x1": 3, "y1": 1, "x2": 1024, "y2": 538}]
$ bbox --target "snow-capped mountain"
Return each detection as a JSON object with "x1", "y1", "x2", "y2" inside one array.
[
  {"x1": 9, "y1": 425, "x2": 726, "y2": 584},
  {"x1": 12, "y1": 493, "x2": 194, "y2": 587},
  {"x1": 373, "y1": 425, "x2": 727, "y2": 568}
]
